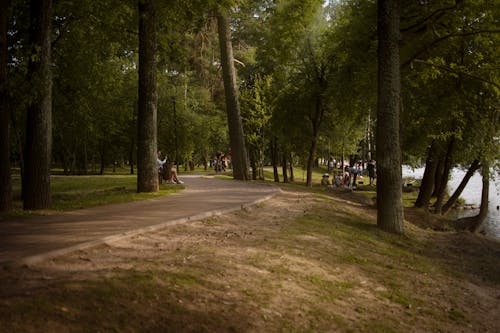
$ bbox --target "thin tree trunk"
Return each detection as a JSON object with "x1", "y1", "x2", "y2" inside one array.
[
  {"x1": 432, "y1": 157, "x2": 445, "y2": 197},
  {"x1": 100, "y1": 145, "x2": 105, "y2": 175},
  {"x1": 306, "y1": 136, "x2": 317, "y2": 187},
  {"x1": 441, "y1": 159, "x2": 480, "y2": 215},
  {"x1": 415, "y1": 141, "x2": 438, "y2": 209},
  {"x1": 129, "y1": 137, "x2": 135, "y2": 175},
  {"x1": 271, "y1": 137, "x2": 279, "y2": 183},
  {"x1": 282, "y1": 150, "x2": 288, "y2": 183},
  {"x1": 23, "y1": 0, "x2": 53, "y2": 210},
  {"x1": 456, "y1": 161, "x2": 490, "y2": 232},
  {"x1": 289, "y1": 152, "x2": 295, "y2": 182},
  {"x1": 376, "y1": 0, "x2": 404, "y2": 234},
  {"x1": 250, "y1": 149, "x2": 258, "y2": 180},
  {"x1": 216, "y1": 9, "x2": 249, "y2": 180},
  {"x1": 306, "y1": 96, "x2": 323, "y2": 187},
  {"x1": 137, "y1": 0, "x2": 158, "y2": 192},
  {"x1": 0, "y1": 0, "x2": 12, "y2": 211},
  {"x1": 434, "y1": 136, "x2": 455, "y2": 214}
]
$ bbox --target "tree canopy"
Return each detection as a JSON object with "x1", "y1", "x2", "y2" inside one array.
[{"x1": 1, "y1": 0, "x2": 498, "y2": 233}]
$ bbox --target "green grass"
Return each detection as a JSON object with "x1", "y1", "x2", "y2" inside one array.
[{"x1": 6, "y1": 174, "x2": 183, "y2": 215}]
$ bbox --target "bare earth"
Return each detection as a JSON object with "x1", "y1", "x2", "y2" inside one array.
[{"x1": 1, "y1": 188, "x2": 499, "y2": 332}]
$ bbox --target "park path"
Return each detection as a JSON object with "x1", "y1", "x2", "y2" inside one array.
[{"x1": 0, "y1": 176, "x2": 279, "y2": 265}]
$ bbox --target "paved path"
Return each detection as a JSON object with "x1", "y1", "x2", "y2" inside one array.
[{"x1": 0, "y1": 176, "x2": 279, "y2": 265}]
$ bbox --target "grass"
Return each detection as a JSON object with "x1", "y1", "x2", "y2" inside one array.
[{"x1": 5, "y1": 174, "x2": 183, "y2": 215}]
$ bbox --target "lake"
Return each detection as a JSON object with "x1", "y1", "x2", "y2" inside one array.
[{"x1": 402, "y1": 166, "x2": 500, "y2": 242}]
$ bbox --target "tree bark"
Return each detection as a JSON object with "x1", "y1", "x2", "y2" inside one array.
[
  {"x1": 249, "y1": 148, "x2": 258, "y2": 180},
  {"x1": 0, "y1": 0, "x2": 12, "y2": 211},
  {"x1": 376, "y1": 0, "x2": 404, "y2": 234},
  {"x1": 271, "y1": 137, "x2": 279, "y2": 183},
  {"x1": 282, "y1": 149, "x2": 289, "y2": 183},
  {"x1": 456, "y1": 160, "x2": 490, "y2": 232},
  {"x1": 289, "y1": 152, "x2": 295, "y2": 182},
  {"x1": 216, "y1": 10, "x2": 249, "y2": 181},
  {"x1": 432, "y1": 157, "x2": 445, "y2": 197},
  {"x1": 415, "y1": 141, "x2": 438, "y2": 209},
  {"x1": 434, "y1": 136, "x2": 455, "y2": 214},
  {"x1": 306, "y1": 96, "x2": 323, "y2": 187},
  {"x1": 441, "y1": 159, "x2": 480, "y2": 215},
  {"x1": 23, "y1": 0, "x2": 53, "y2": 210},
  {"x1": 137, "y1": 0, "x2": 158, "y2": 192}
]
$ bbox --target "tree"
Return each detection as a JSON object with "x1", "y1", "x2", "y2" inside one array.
[
  {"x1": 137, "y1": 0, "x2": 158, "y2": 192},
  {"x1": 0, "y1": 0, "x2": 12, "y2": 211},
  {"x1": 216, "y1": 7, "x2": 249, "y2": 180},
  {"x1": 376, "y1": 0, "x2": 404, "y2": 234},
  {"x1": 23, "y1": 0, "x2": 53, "y2": 210}
]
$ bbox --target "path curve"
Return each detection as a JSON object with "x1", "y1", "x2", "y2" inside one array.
[{"x1": 0, "y1": 176, "x2": 279, "y2": 265}]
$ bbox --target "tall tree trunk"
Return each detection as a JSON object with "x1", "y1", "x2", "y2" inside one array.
[
  {"x1": 282, "y1": 150, "x2": 289, "y2": 183},
  {"x1": 306, "y1": 96, "x2": 323, "y2": 187},
  {"x1": 306, "y1": 136, "x2": 318, "y2": 187},
  {"x1": 432, "y1": 157, "x2": 445, "y2": 197},
  {"x1": 137, "y1": 0, "x2": 158, "y2": 193},
  {"x1": 415, "y1": 141, "x2": 438, "y2": 209},
  {"x1": 216, "y1": 9, "x2": 249, "y2": 181},
  {"x1": 470, "y1": 161, "x2": 489, "y2": 233},
  {"x1": 441, "y1": 159, "x2": 480, "y2": 215},
  {"x1": 99, "y1": 145, "x2": 105, "y2": 175},
  {"x1": 376, "y1": 0, "x2": 404, "y2": 234},
  {"x1": 0, "y1": 0, "x2": 12, "y2": 211},
  {"x1": 434, "y1": 137, "x2": 455, "y2": 214},
  {"x1": 129, "y1": 137, "x2": 135, "y2": 175},
  {"x1": 271, "y1": 137, "x2": 279, "y2": 183},
  {"x1": 23, "y1": 0, "x2": 53, "y2": 210},
  {"x1": 250, "y1": 148, "x2": 258, "y2": 180},
  {"x1": 289, "y1": 152, "x2": 295, "y2": 182}
]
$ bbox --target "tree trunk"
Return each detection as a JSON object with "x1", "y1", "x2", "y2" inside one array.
[
  {"x1": 376, "y1": 0, "x2": 404, "y2": 234},
  {"x1": 434, "y1": 137, "x2": 455, "y2": 214},
  {"x1": 306, "y1": 136, "x2": 317, "y2": 187},
  {"x1": 23, "y1": 0, "x2": 53, "y2": 210},
  {"x1": 282, "y1": 150, "x2": 289, "y2": 183},
  {"x1": 250, "y1": 148, "x2": 258, "y2": 180},
  {"x1": 306, "y1": 96, "x2": 323, "y2": 187},
  {"x1": 271, "y1": 137, "x2": 279, "y2": 183},
  {"x1": 216, "y1": 9, "x2": 249, "y2": 181},
  {"x1": 432, "y1": 157, "x2": 445, "y2": 198},
  {"x1": 137, "y1": 0, "x2": 158, "y2": 193},
  {"x1": 456, "y1": 161, "x2": 490, "y2": 232},
  {"x1": 289, "y1": 152, "x2": 295, "y2": 182},
  {"x1": 415, "y1": 141, "x2": 438, "y2": 209},
  {"x1": 129, "y1": 137, "x2": 135, "y2": 175},
  {"x1": 441, "y1": 159, "x2": 480, "y2": 215},
  {"x1": 99, "y1": 145, "x2": 105, "y2": 175},
  {"x1": 0, "y1": 0, "x2": 12, "y2": 211}
]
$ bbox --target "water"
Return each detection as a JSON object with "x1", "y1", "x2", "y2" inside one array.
[{"x1": 402, "y1": 165, "x2": 500, "y2": 242}]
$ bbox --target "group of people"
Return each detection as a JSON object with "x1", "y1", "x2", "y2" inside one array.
[
  {"x1": 213, "y1": 151, "x2": 231, "y2": 173},
  {"x1": 157, "y1": 150, "x2": 183, "y2": 184},
  {"x1": 329, "y1": 160, "x2": 376, "y2": 189}
]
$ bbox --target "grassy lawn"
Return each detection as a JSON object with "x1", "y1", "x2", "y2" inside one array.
[{"x1": 6, "y1": 174, "x2": 183, "y2": 215}]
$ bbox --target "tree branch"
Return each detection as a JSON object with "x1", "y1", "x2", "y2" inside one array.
[
  {"x1": 412, "y1": 58, "x2": 500, "y2": 90},
  {"x1": 402, "y1": 29, "x2": 500, "y2": 67},
  {"x1": 401, "y1": 1, "x2": 461, "y2": 33}
]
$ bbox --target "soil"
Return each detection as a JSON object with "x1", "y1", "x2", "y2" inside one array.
[{"x1": 1, "y1": 188, "x2": 499, "y2": 332}]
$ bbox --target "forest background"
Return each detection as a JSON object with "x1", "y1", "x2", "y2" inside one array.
[{"x1": 0, "y1": 0, "x2": 498, "y2": 232}]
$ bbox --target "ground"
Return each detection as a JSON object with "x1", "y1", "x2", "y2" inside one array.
[{"x1": 1, "y1": 188, "x2": 499, "y2": 332}]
